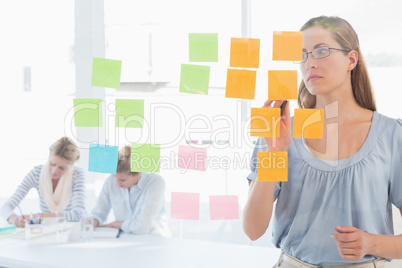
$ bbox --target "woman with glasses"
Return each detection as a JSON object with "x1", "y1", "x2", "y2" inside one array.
[{"x1": 243, "y1": 16, "x2": 402, "y2": 267}]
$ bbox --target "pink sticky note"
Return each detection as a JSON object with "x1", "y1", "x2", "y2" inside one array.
[
  {"x1": 178, "y1": 145, "x2": 207, "y2": 171},
  {"x1": 171, "y1": 192, "x2": 200, "y2": 220},
  {"x1": 209, "y1": 195, "x2": 239, "y2": 220}
]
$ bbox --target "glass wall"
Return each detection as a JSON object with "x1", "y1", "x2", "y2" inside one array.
[{"x1": 1, "y1": 0, "x2": 401, "y2": 246}]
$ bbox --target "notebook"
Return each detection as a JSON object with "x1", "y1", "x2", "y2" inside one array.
[{"x1": 93, "y1": 227, "x2": 120, "y2": 238}]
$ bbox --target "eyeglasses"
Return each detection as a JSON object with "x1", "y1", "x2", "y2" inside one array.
[{"x1": 293, "y1": 46, "x2": 351, "y2": 64}]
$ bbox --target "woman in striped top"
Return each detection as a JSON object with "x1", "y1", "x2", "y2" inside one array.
[{"x1": 1, "y1": 137, "x2": 86, "y2": 227}]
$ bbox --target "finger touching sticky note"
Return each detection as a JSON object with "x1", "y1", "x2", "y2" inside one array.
[
  {"x1": 91, "y1": 57, "x2": 122, "y2": 89},
  {"x1": 189, "y1": 33, "x2": 218, "y2": 62},
  {"x1": 88, "y1": 144, "x2": 119, "y2": 174},
  {"x1": 250, "y1": 107, "x2": 281, "y2": 137},
  {"x1": 171, "y1": 192, "x2": 200, "y2": 220},
  {"x1": 268, "y1": 70, "x2": 298, "y2": 100},
  {"x1": 179, "y1": 64, "x2": 210, "y2": 95},
  {"x1": 209, "y1": 195, "x2": 239, "y2": 220},
  {"x1": 178, "y1": 145, "x2": 207, "y2": 171},
  {"x1": 293, "y1": 109, "x2": 324, "y2": 139},
  {"x1": 229, "y1": 38, "x2": 260, "y2": 68},
  {"x1": 73, "y1": 99, "x2": 103, "y2": 127},
  {"x1": 115, "y1": 99, "x2": 144, "y2": 128},
  {"x1": 131, "y1": 143, "x2": 161, "y2": 173},
  {"x1": 225, "y1": 68, "x2": 256, "y2": 99},
  {"x1": 257, "y1": 151, "x2": 288, "y2": 181},
  {"x1": 272, "y1": 31, "x2": 303, "y2": 61}
]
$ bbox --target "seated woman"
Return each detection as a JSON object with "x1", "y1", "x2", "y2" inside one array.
[
  {"x1": 91, "y1": 146, "x2": 170, "y2": 237},
  {"x1": 1, "y1": 137, "x2": 86, "y2": 227}
]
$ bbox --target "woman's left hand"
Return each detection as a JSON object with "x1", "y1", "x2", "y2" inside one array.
[{"x1": 331, "y1": 226, "x2": 374, "y2": 261}]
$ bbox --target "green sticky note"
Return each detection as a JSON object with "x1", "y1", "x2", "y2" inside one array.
[
  {"x1": 189, "y1": 33, "x2": 218, "y2": 62},
  {"x1": 73, "y1": 99, "x2": 103, "y2": 127},
  {"x1": 179, "y1": 64, "x2": 210, "y2": 95},
  {"x1": 131, "y1": 144, "x2": 160, "y2": 173},
  {"x1": 115, "y1": 99, "x2": 144, "y2": 128},
  {"x1": 91, "y1": 57, "x2": 122, "y2": 89}
]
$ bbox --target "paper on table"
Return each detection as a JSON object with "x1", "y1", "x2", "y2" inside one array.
[{"x1": 93, "y1": 227, "x2": 120, "y2": 238}]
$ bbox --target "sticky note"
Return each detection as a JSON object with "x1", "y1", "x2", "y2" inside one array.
[
  {"x1": 293, "y1": 109, "x2": 324, "y2": 139},
  {"x1": 91, "y1": 57, "x2": 122, "y2": 89},
  {"x1": 171, "y1": 192, "x2": 200, "y2": 220},
  {"x1": 250, "y1": 108, "x2": 281, "y2": 137},
  {"x1": 88, "y1": 144, "x2": 119, "y2": 174},
  {"x1": 115, "y1": 99, "x2": 144, "y2": 128},
  {"x1": 131, "y1": 143, "x2": 160, "y2": 173},
  {"x1": 73, "y1": 99, "x2": 103, "y2": 127},
  {"x1": 257, "y1": 151, "x2": 288, "y2": 181},
  {"x1": 178, "y1": 145, "x2": 207, "y2": 171},
  {"x1": 189, "y1": 33, "x2": 218, "y2": 62},
  {"x1": 272, "y1": 31, "x2": 303, "y2": 61},
  {"x1": 229, "y1": 38, "x2": 260, "y2": 68},
  {"x1": 179, "y1": 64, "x2": 210, "y2": 95},
  {"x1": 209, "y1": 195, "x2": 239, "y2": 220},
  {"x1": 268, "y1": 70, "x2": 298, "y2": 100},
  {"x1": 225, "y1": 69, "x2": 256, "y2": 99}
]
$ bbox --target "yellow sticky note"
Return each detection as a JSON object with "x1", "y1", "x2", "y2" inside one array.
[
  {"x1": 268, "y1": 70, "x2": 298, "y2": 100},
  {"x1": 250, "y1": 108, "x2": 281, "y2": 137},
  {"x1": 293, "y1": 109, "x2": 324, "y2": 139},
  {"x1": 225, "y1": 69, "x2": 256, "y2": 99},
  {"x1": 257, "y1": 152, "x2": 288, "y2": 181},
  {"x1": 229, "y1": 38, "x2": 260, "y2": 68},
  {"x1": 272, "y1": 31, "x2": 303, "y2": 61}
]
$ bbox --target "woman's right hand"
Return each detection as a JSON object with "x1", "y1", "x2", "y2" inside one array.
[
  {"x1": 262, "y1": 100, "x2": 292, "y2": 152},
  {"x1": 8, "y1": 214, "x2": 26, "y2": 228}
]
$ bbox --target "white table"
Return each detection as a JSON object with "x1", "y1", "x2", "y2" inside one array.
[{"x1": 0, "y1": 232, "x2": 281, "y2": 268}]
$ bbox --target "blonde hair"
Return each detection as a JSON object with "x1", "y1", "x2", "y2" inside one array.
[
  {"x1": 297, "y1": 16, "x2": 376, "y2": 111},
  {"x1": 116, "y1": 146, "x2": 139, "y2": 176},
  {"x1": 49, "y1": 137, "x2": 80, "y2": 164}
]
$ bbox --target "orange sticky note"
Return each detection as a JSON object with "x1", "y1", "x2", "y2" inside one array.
[
  {"x1": 293, "y1": 109, "x2": 324, "y2": 139},
  {"x1": 250, "y1": 107, "x2": 281, "y2": 137},
  {"x1": 272, "y1": 31, "x2": 303, "y2": 61},
  {"x1": 225, "y1": 69, "x2": 256, "y2": 99},
  {"x1": 229, "y1": 38, "x2": 260, "y2": 68},
  {"x1": 268, "y1": 70, "x2": 298, "y2": 100},
  {"x1": 257, "y1": 152, "x2": 288, "y2": 181}
]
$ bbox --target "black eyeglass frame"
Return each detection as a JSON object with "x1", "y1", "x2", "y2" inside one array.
[{"x1": 293, "y1": 46, "x2": 352, "y2": 64}]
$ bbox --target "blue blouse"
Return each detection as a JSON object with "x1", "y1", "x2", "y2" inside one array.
[{"x1": 248, "y1": 112, "x2": 402, "y2": 266}]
